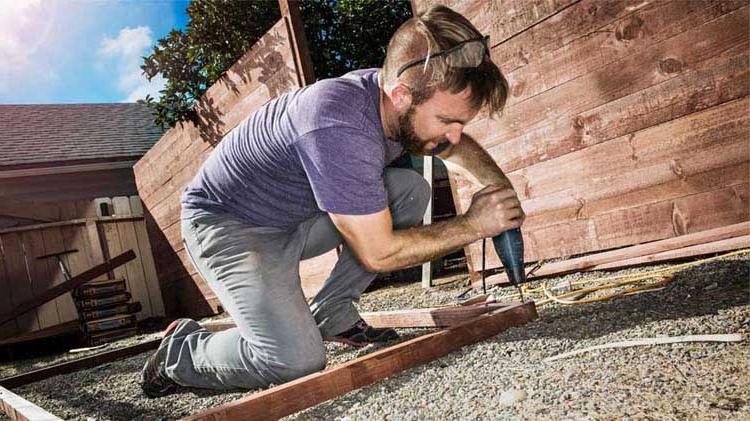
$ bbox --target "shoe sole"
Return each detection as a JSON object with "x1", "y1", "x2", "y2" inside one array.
[{"x1": 323, "y1": 336, "x2": 369, "y2": 348}]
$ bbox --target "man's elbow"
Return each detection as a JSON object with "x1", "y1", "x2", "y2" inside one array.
[{"x1": 359, "y1": 255, "x2": 389, "y2": 274}]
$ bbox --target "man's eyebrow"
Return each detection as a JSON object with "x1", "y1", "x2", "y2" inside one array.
[{"x1": 438, "y1": 115, "x2": 469, "y2": 124}]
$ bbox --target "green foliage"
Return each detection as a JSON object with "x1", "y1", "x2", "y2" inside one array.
[{"x1": 141, "y1": 0, "x2": 412, "y2": 128}]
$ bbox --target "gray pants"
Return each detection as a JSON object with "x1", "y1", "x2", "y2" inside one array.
[{"x1": 164, "y1": 168, "x2": 430, "y2": 390}]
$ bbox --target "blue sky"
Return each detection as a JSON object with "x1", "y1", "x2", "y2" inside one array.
[{"x1": 0, "y1": 0, "x2": 189, "y2": 104}]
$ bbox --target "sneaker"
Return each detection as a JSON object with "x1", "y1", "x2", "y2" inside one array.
[
  {"x1": 140, "y1": 319, "x2": 181, "y2": 398},
  {"x1": 324, "y1": 319, "x2": 399, "y2": 348}
]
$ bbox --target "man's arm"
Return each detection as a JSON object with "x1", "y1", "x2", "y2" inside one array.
[
  {"x1": 330, "y1": 184, "x2": 522, "y2": 273},
  {"x1": 436, "y1": 133, "x2": 514, "y2": 190}
]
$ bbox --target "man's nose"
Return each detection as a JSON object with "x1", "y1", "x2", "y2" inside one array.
[{"x1": 446, "y1": 125, "x2": 463, "y2": 144}]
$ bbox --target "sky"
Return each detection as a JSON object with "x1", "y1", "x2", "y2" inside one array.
[{"x1": 0, "y1": 0, "x2": 189, "y2": 104}]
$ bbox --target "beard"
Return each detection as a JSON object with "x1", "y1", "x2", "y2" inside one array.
[{"x1": 394, "y1": 106, "x2": 431, "y2": 155}]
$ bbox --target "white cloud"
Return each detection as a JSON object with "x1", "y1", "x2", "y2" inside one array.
[
  {"x1": 98, "y1": 26, "x2": 166, "y2": 102},
  {"x1": 0, "y1": 0, "x2": 57, "y2": 94}
]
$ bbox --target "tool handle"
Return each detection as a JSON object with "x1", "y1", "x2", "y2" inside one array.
[{"x1": 492, "y1": 228, "x2": 526, "y2": 286}]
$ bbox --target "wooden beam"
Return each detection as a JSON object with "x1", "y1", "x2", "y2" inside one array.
[
  {"x1": 0, "y1": 386, "x2": 62, "y2": 421},
  {"x1": 362, "y1": 303, "x2": 511, "y2": 328},
  {"x1": 183, "y1": 301, "x2": 537, "y2": 421},
  {"x1": 278, "y1": 0, "x2": 315, "y2": 86},
  {"x1": 0, "y1": 216, "x2": 145, "y2": 235},
  {"x1": 0, "y1": 338, "x2": 160, "y2": 389},
  {"x1": 0, "y1": 321, "x2": 79, "y2": 346},
  {"x1": 475, "y1": 222, "x2": 750, "y2": 288},
  {"x1": 0, "y1": 250, "x2": 136, "y2": 327}
]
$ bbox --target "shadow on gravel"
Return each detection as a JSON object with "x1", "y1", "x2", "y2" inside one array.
[{"x1": 511, "y1": 258, "x2": 749, "y2": 342}]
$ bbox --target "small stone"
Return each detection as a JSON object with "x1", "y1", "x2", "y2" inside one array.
[
  {"x1": 500, "y1": 389, "x2": 527, "y2": 406},
  {"x1": 704, "y1": 282, "x2": 718, "y2": 291}
]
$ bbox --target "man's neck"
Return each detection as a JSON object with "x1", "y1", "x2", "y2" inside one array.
[{"x1": 378, "y1": 75, "x2": 395, "y2": 139}]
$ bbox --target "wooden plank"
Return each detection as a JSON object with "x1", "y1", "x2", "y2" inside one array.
[
  {"x1": 40, "y1": 228, "x2": 78, "y2": 324},
  {"x1": 0, "y1": 233, "x2": 39, "y2": 332},
  {"x1": 499, "y1": 0, "x2": 746, "y2": 108},
  {"x1": 473, "y1": 4, "x2": 749, "y2": 157},
  {"x1": 589, "y1": 235, "x2": 750, "y2": 272},
  {"x1": 183, "y1": 301, "x2": 537, "y2": 421},
  {"x1": 0, "y1": 234, "x2": 19, "y2": 337},
  {"x1": 98, "y1": 198, "x2": 131, "y2": 295},
  {"x1": 0, "y1": 386, "x2": 62, "y2": 421},
  {"x1": 0, "y1": 215, "x2": 145, "y2": 235},
  {"x1": 279, "y1": 0, "x2": 315, "y2": 86},
  {"x1": 20, "y1": 230, "x2": 60, "y2": 329},
  {"x1": 475, "y1": 222, "x2": 750, "y2": 288},
  {"x1": 361, "y1": 303, "x2": 512, "y2": 328},
  {"x1": 412, "y1": 0, "x2": 576, "y2": 47},
  {"x1": 0, "y1": 338, "x2": 160, "y2": 389},
  {"x1": 0, "y1": 250, "x2": 136, "y2": 327},
  {"x1": 129, "y1": 196, "x2": 165, "y2": 317},
  {"x1": 0, "y1": 199, "x2": 61, "y2": 223},
  {"x1": 112, "y1": 197, "x2": 151, "y2": 320}
]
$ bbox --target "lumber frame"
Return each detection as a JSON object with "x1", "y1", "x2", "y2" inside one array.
[
  {"x1": 0, "y1": 338, "x2": 160, "y2": 389},
  {"x1": 0, "y1": 250, "x2": 136, "y2": 326},
  {"x1": 199, "y1": 303, "x2": 517, "y2": 332},
  {"x1": 183, "y1": 301, "x2": 537, "y2": 421},
  {"x1": 475, "y1": 222, "x2": 750, "y2": 288},
  {"x1": 0, "y1": 386, "x2": 62, "y2": 421}
]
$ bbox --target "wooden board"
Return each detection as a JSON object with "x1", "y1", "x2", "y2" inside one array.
[
  {"x1": 475, "y1": 222, "x2": 750, "y2": 287},
  {"x1": 129, "y1": 196, "x2": 165, "y2": 317},
  {"x1": 20, "y1": 230, "x2": 60, "y2": 329},
  {"x1": 183, "y1": 301, "x2": 537, "y2": 421},
  {"x1": 0, "y1": 386, "x2": 62, "y2": 421},
  {"x1": 1, "y1": 233, "x2": 40, "y2": 333},
  {"x1": 112, "y1": 197, "x2": 152, "y2": 320},
  {"x1": 40, "y1": 228, "x2": 78, "y2": 324}
]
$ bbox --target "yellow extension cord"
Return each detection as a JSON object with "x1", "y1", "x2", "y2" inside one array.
[{"x1": 511, "y1": 249, "x2": 750, "y2": 307}]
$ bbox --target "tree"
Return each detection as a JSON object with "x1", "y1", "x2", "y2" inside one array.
[{"x1": 142, "y1": 0, "x2": 412, "y2": 128}]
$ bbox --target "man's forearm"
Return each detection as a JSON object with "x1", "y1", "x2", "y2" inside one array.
[
  {"x1": 440, "y1": 134, "x2": 512, "y2": 188},
  {"x1": 373, "y1": 215, "x2": 479, "y2": 272}
]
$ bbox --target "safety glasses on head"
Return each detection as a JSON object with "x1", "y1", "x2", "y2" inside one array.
[{"x1": 396, "y1": 35, "x2": 490, "y2": 78}]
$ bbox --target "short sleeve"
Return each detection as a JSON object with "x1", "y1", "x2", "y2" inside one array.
[{"x1": 294, "y1": 127, "x2": 388, "y2": 215}]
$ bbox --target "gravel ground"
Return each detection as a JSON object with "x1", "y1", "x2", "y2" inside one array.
[{"x1": 1, "y1": 253, "x2": 748, "y2": 420}]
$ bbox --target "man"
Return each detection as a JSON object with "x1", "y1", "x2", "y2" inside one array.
[{"x1": 141, "y1": 5, "x2": 523, "y2": 396}]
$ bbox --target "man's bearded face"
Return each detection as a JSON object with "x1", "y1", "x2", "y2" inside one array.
[{"x1": 395, "y1": 106, "x2": 431, "y2": 155}]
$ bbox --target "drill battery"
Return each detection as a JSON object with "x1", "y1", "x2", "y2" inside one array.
[{"x1": 83, "y1": 314, "x2": 137, "y2": 333}]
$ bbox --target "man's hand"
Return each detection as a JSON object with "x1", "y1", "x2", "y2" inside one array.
[{"x1": 462, "y1": 185, "x2": 525, "y2": 238}]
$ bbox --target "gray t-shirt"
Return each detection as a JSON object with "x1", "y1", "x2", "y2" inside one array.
[{"x1": 181, "y1": 68, "x2": 404, "y2": 228}]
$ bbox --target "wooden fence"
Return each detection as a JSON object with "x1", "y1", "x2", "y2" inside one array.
[
  {"x1": 412, "y1": 0, "x2": 750, "y2": 280},
  {"x1": 0, "y1": 196, "x2": 164, "y2": 340}
]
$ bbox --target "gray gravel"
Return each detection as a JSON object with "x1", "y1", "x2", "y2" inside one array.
[{"x1": 1, "y1": 253, "x2": 748, "y2": 420}]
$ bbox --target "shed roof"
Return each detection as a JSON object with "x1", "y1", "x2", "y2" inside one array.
[{"x1": 0, "y1": 103, "x2": 164, "y2": 170}]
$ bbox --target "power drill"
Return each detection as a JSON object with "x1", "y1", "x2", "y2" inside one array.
[{"x1": 491, "y1": 227, "x2": 526, "y2": 301}]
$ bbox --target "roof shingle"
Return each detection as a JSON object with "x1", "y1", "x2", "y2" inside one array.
[{"x1": 0, "y1": 103, "x2": 165, "y2": 169}]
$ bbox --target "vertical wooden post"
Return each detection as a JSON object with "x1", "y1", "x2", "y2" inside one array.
[
  {"x1": 421, "y1": 155, "x2": 434, "y2": 288},
  {"x1": 278, "y1": 0, "x2": 315, "y2": 87}
]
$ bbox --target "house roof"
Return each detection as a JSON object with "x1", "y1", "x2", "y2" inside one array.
[{"x1": 0, "y1": 103, "x2": 164, "y2": 170}]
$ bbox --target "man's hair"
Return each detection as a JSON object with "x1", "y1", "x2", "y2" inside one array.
[{"x1": 382, "y1": 5, "x2": 508, "y2": 117}]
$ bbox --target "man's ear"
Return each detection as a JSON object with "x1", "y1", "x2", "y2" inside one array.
[{"x1": 388, "y1": 82, "x2": 413, "y2": 112}]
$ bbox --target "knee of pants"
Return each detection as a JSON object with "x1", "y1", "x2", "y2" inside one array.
[
  {"x1": 271, "y1": 345, "x2": 327, "y2": 383},
  {"x1": 389, "y1": 170, "x2": 431, "y2": 228}
]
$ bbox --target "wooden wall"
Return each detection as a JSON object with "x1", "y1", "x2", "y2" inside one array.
[
  {"x1": 0, "y1": 196, "x2": 164, "y2": 340},
  {"x1": 0, "y1": 168, "x2": 138, "y2": 203},
  {"x1": 411, "y1": 0, "x2": 749, "y2": 280},
  {"x1": 133, "y1": 6, "x2": 325, "y2": 317}
]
